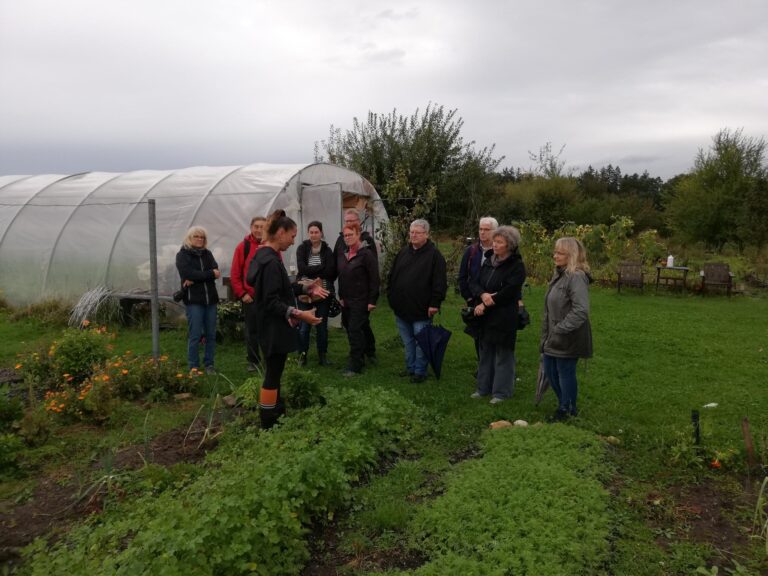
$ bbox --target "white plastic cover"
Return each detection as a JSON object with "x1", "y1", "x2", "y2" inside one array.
[{"x1": 0, "y1": 163, "x2": 387, "y2": 306}]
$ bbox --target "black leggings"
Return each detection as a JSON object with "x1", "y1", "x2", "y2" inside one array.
[{"x1": 260, "y1": 353, "x2": 288, "y2": 429}]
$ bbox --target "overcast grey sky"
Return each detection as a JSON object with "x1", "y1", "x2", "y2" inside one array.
[{"x1": 1, "y1": 0, "x2": 766, "y2": 180}]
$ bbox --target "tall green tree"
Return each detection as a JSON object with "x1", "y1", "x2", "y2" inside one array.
[
  {"x1": 664, "y1": 128, "x2": 767, "y2": 250},
  {"x1": 315, "y1": 104, "x2": 503, "y2": 232}
]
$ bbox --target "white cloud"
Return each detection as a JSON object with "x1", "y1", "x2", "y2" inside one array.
[{"x1": 1, "y1": 0, "x2": 767, "y2": 178}]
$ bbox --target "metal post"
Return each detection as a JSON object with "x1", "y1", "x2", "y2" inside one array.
[
  {"x1": 691, "y1": 410, "x2": 700, "y2": 445},
  {"x1": 148, "y1": 199, "x2": 160, "y2": 361}
]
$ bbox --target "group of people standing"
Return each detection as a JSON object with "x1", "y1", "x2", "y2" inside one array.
[
  {"x1": 174, "y1": 208, "x2": 592, "y2": 428},
  {"x1": 459, "y1": 217, "x2": 593, "y2": 420}
]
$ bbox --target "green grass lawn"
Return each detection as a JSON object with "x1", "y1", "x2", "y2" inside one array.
[{"x1": 2, "y1": 286, "x2": 767, "y2": 574}]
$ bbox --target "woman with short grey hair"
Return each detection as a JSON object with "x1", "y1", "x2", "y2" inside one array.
[{"x1": 469, "y1": 225, "x2": 526, "y2": 404}]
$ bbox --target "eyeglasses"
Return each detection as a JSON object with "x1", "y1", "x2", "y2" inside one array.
[
  {"x1": 409, "y1": 229, "x2": 427, "y2": 235},
  {"x1": 192, "y1": 235, "x2": 206, "y2": 239}
]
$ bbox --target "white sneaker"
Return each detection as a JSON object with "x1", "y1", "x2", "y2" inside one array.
[
  {"x1": 470, "y1": 392, "x2": 483, "y2": 399},
  {"x1": 489, "y1": 397, "x2": 504, "y2": 405}
]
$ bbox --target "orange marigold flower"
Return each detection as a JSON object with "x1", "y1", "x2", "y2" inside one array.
[
  {"x1": 81, "y1": 319, "x2": 91, "y2": 327},
  {"x1": 176, "y1": 373, "x2": 183, "y2": 378},
  {"x1": 15, "y1": 363, "x2": 23, "y2": 369},
  {"x1": 121, "y1": 369, "x2": 129, "y2": 375},
  {"x1": 710, "y1": 459, "x2": 721, "y2": 469},
  {"x1": 102, "y1": 375, "x2": 110, "y2": 381}
]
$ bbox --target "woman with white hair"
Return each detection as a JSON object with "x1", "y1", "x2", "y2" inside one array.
[
  {"x1": 175, "y1": 226, "x2": 220, "y2": 374},
  {"x1": 469, "y1": 225, "x2": 526, "y2": 404}
]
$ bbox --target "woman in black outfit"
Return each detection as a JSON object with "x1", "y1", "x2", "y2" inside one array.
[
  {"x1": 469, "y1": 225, "x2": 526, "y2": 404},
  {"x1": 296, "y1": 221, "x2": 335, "y2": 366},
  {"x1": 246, "y1": 210, "x2": 328, "y2": 429},
  {"x1": 336, "y1": 222, "x2": 379, "y2": 376}
]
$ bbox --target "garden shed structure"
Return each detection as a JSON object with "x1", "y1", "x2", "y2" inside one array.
[{"x1": 0, "y1": 163, "x2": 386, "y2": 307}]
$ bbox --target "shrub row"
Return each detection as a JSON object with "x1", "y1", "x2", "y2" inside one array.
[
  {"x1": 21, "y1": 387, "x2": 420, "y2": 576},
  {"x1": 15, "y1": 326, "x2": 196, "y2": 424},
  {"x1": 399, "y1": 424, "x2": 612, "y2": 576}
]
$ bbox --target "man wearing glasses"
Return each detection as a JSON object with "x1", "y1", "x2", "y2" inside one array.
[{"x1": 387, "y1": 219, "x2": 447, "y2": 383}]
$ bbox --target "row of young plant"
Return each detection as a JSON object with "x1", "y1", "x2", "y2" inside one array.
[
  {"x1": 1, "y1": 323, "x2": 197, "y2": 476},
  {"x1": 373, "y1": 424, "x2": 613, "y2": 576},
  {"x1": 19, "y1": 387, "x2": 421, "y2": 576}
]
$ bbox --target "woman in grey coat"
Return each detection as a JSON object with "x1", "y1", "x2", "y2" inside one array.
[{"x1": 541, "y1": 237, "x2": 593, "y2": 420}]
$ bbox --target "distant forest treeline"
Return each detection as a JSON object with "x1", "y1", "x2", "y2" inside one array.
[{"x1": 316, "y1": 104, "x2": 768, "y2": 255}]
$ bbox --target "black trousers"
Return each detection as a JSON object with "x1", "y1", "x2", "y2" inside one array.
[
  {"x1": 243, "y1": 300, "x2": 261, "y2": 365},
  {"x1": 342, "y1": 306, "x2": 372, "y2": 372}
]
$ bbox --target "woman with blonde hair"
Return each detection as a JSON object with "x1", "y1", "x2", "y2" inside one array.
[
  {"x1": 541, "y1": 237, "x2": 593, "y2": 421},
  {"x1": 175, "y1": 226, "x2": 220, "y2": 374}
]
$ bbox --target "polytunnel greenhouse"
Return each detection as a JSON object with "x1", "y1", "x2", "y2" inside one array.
[{"x1": 0, "y1": 163, "x2": 387, "y2": 307}]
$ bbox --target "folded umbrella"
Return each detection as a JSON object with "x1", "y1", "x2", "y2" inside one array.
[
  {"x1": 535, "y1": 354, "x2": 550, "y2": 405},
  {"x1": 414, "y1": 323, "x2": 452, "y2": 379}
]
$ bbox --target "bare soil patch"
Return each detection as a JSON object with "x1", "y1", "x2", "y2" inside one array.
[
  {"x1": 645, "y1": 476, "x2": 764, "y2": 567},
  {"x1": 0, "y1": 418, "x2": 220, "y2": 568},
  {"x1": 302, "y1": 520, "x2": 426, "y2": 576}
]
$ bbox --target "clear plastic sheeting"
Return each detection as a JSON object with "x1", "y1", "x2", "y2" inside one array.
[{"x1": 0, "y1": 163, "x2": 387, "y2": 306}]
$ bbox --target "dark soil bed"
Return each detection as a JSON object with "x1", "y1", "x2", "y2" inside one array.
[{"x1": 0, "y1": 419, "x2": 220, "y2": 568}]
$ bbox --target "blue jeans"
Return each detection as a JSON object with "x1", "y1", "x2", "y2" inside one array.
[
  {"x1": 298, "y1": 299, "x2": 330, "y2": 354},
  {"x1": 186, "y1": 303, "x2": 217, "y2": 369},
  {"x1": 395, "y1": 316, "x2": 431, "y2": 377},
  {"x1": 543, "y1": 355, "x2": 578, "y2": 414}
]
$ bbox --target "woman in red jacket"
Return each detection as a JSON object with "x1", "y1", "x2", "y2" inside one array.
[{"x1": 230, "y1": 216, "x2": 265, "y2": 372}]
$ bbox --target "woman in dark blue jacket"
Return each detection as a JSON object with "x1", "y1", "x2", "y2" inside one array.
[
  {"x1": 175, "y1": 226, "x2": 220, "y2": 373},
  {"x1": 469, "y1": 226, "x2": 526, "y2": 404}
]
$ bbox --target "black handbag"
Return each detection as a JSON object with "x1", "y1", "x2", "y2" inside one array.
[
  {"x1": 460, "y1": 306, "x2": 478, "y2": 325},
  {"x1": 327, "y1": 295, "x2": 342, "y2": 318},
  {"x1": 172, "y1": 287, "x2": 186, "y2": 303}
]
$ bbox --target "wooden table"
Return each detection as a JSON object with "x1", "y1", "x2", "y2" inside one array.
[{"x1": 655, "y1": 265, "x2": 690, "y2": 292}]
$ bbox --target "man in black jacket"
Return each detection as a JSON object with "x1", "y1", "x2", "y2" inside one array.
[{"x1": 387, "y1": 219, "x2": 447, "y2": 383}]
